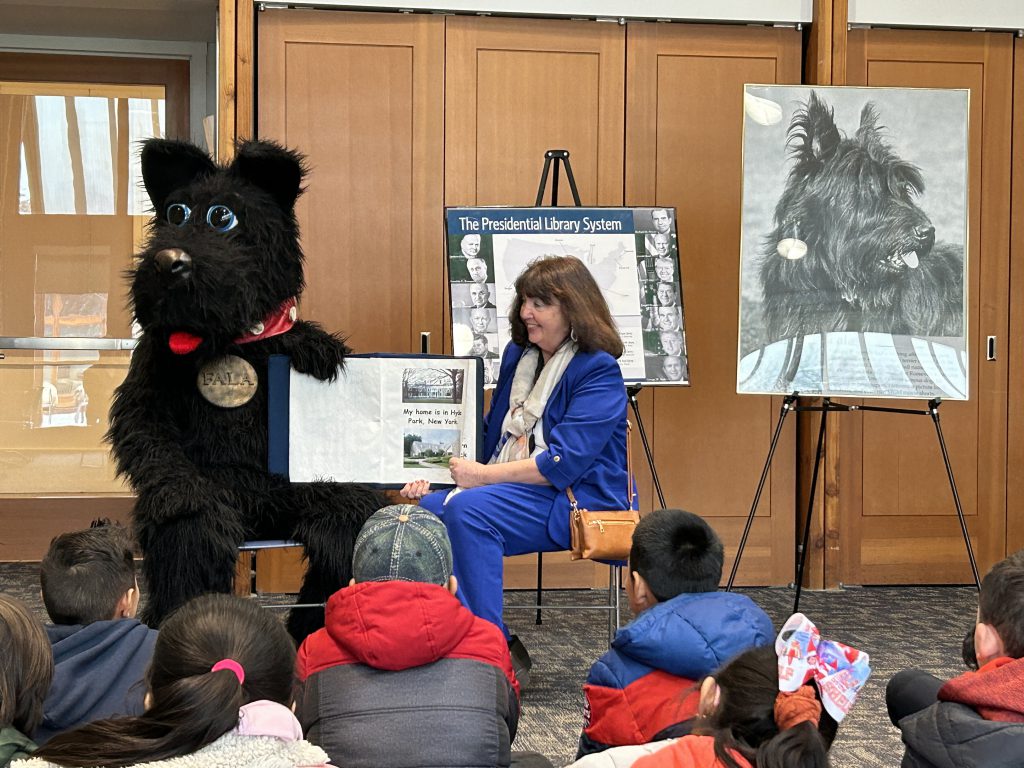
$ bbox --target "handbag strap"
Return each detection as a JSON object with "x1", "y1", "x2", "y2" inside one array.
[{"x1": 567, "y1": 419, "x2": 634, "y2": 512}]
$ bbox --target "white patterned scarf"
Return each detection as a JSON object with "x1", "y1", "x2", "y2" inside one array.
[{"x1": 491, "y1": 340, "x2": 577, "y2": 464}]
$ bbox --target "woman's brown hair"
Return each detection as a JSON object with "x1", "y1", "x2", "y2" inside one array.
[
  {"x1": 508, "y1": 255, "x2": 624, "y2": 358},
  {"x1": 30, "y1": 593, "x2": 296, "y2": 768},
  {"x1": 0, "y1": 594, "x2": 53, "y2": 735}
]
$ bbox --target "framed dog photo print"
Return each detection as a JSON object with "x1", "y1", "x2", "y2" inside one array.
[
  {"x1": 446, "y1": 207, "x2": 690, "y2": 387},
  {"x1": 736, "y1": 85, "x2": 969, "y2": 400}
]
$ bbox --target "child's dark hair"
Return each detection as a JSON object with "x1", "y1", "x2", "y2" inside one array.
[
  {"x1": 705, "y1": 645, "x2": 837, "y2": 768},
  {"x1": 0, "y1": 594, "x2": 54, "y2": 735},
  {"x1": 629, "y1": 508, "x2": 724, "y2": 598},
  {"x1": 30, "y1": 594, "x2": 296, "y2": 768},
  {"x1": 978, "y1": 548, "x2": 1024, "y2": 658},
  {"x1": 41, "y1": 524, "x2": 137, "y2": 625}
]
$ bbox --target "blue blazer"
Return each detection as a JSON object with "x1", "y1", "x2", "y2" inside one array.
[{"x1": 485, "y1": 342, "x2": 631, "y2": 546}]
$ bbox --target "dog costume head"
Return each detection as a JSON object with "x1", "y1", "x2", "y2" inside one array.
[{"x1": 132, "y1": 140, "x2": 308, "y2": 355}]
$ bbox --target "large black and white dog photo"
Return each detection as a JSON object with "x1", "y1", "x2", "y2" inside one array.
[{"x1": 737, "y1": 85, "x2": 969, "y2": 398}]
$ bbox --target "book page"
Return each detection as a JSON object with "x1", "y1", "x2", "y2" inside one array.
[{"x1": 287, "y1": 357, "x2": 480, "y2": 485}]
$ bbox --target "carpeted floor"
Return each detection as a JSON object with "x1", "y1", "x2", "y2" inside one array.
[{"x1": 1, "y1": 563, "x2": 975, "y2": 767}]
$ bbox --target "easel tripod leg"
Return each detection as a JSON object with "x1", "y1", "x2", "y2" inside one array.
[
  {"x1": 727, "y1": 394, "x2": 797, "y2": 591},
  {"x1": 628, "y1": 389, "x2": 666, "y2": 509},
  {"x1": 793, "y1": 399, "x2": 829, "y2": 614},
  {"x1": 929, "y1": 401, "x2": 981, "y2": 590}
]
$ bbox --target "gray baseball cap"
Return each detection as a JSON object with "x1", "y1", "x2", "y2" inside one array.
[{"x1": 352, "y1": 504, "x2": 454, "y2": 586}]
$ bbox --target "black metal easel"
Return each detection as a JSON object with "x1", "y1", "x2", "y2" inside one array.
[
  {"x1": 726, "y1": 393, "x2": 981, "y2": 614},
  {"x1": 535, "y1": 149, "x2": 582, "y2": 207},
  {"x1": 532, "y1": 150, "x2": 666, "y2": 625}
]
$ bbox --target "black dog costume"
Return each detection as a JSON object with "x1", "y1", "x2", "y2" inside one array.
[{"x1": 108, "y1": 139, "x2": 385, "y2": 641}]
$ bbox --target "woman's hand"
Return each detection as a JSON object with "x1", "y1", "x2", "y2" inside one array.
[
  {"x1": 400, "y1": 479, "x2": 432, "y2": 500},
  {"x1": 449, "y1": 457, "x2": 489, "y2": 489}
]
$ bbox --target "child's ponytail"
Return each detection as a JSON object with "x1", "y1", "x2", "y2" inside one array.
[
  {"x1": 34, "y1": 667, "x2": 249, "y2": 767},
  {"x1": 29, "y1": 594, "x2": 295, "y2": 768}
]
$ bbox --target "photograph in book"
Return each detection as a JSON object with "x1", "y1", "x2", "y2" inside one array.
[
  {"x1": 282, "y1": 356, "x2": 482, "y2": 487},
  {"x1": 403, "y1": 428, "x2": 459, "y2": 469},
  {"x1": 446, "y1": 206, "x2": 690, "y2": 387},
  {"x1": 402, "y1": 368, "x2": 466, "y2": 405},
  {"x1": 737, "y1": 85, "x2": 969, "y2": 399}
]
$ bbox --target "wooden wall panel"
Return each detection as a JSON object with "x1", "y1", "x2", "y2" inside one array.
[
  {"x1": 236, "y1": 0, "x2": 254, "y2": 142},
  {"x1": 217, "y1": 0, "x2": 236, "y2": 161},
  {"x1": 625, "y1": 23, "x2": 802, "y2": 586},
  {"x1": 841, "y1": 30, "x2": 1012, "y2": 582},
  {"x1": 258, "y1": 10, "x2": 445, "y2": 356},
  {"x1": 1008, "y1": 36, "x2": 1024, "y2": 554},
  {"x1": 445, "y1": 16, "x2": 624, "y2": 209},
  {"x1": 1, "y1": 498, "x2": 134, "y2": 561}
]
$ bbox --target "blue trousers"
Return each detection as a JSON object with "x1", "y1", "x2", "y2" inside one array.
[{"x1": 419, "y1": 483, "x2": 568, "y2": 637}]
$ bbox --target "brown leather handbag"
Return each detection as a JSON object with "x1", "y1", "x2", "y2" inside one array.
[{"x1": 568, "y1": 421, "x2": 639, "y2": 561}]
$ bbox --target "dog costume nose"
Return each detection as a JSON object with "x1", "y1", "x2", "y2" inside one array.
[{"x1": 155, "y1": 248, "x2": 193, "y2": 278}]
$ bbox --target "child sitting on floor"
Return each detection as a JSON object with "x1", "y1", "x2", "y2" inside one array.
[
  {"x1": 0, "y1": 595, "x2": 53, "y2": 767},
  {"x1": 34, "y1": 524, "x2": 157, "y2": 744},
  {"x1": 577, "y1": 509, "x2": 774, "y2": 758},
  {"x1": 571, "y1": 613, "x2": 869, "y2": 768},
  {"x1": 17, "y1": 594, "x2": 328, "y2": 768},
  {"x1": 887, "y1": 549, "x2": 1024, "y2": 767},
  {"x1": 295, "y1": 504, "x2": 533, "y2": 768}
]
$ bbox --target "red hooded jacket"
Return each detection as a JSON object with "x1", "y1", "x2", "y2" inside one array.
[{"x1": 295, "y1": 581, "x2": 520, "y2": 768}]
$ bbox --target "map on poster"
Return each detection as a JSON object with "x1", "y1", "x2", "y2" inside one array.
[{"x1": 446, "y1": 207, "x2": 690, "y2": 387}]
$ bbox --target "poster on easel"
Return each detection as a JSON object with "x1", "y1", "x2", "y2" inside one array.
[
  {"x1": 446, "y1": 206, "x2": 690, "y2": 387},
  {"x1": 267, "y1": 355, "x2": 483, "y2": 488},
  {"x1": 736, "y1": 84, "x2": 969, "y2": 400}
]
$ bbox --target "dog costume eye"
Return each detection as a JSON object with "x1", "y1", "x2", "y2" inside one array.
[
  {"x1": 166, "y1": 203, "x2": 191, "y2": 226},
  {"x1": 206, "y1": 205, "x2": 238, "y2": 233}
]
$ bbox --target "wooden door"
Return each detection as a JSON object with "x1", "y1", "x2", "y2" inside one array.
[
  {"x1": 258, "y1": 9, "x2": 444, "y2": 355},
  {"x1": 839, "y1": 30, "x2": 1012, "y2": 583},
  {"x1": 625, "y1": 23, "x2": 801, "y2": 586},
  {"x1": 445, "y1": 16, "x2": 625, "y2": 589}
]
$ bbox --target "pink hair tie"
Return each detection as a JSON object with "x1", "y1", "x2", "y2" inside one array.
[{"x1": 211, "y1": 659, "x2": 245, "y2": 685}]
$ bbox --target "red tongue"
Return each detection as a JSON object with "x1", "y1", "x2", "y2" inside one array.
[{"x1": 168, "y1": 331, "x2": 203, "y2": 355}]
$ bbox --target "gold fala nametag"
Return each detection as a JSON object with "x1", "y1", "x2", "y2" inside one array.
[{"x1": 197, "y1": 355, "x2": 258, "y2": 408}]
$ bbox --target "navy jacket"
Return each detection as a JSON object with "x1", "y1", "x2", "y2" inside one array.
[
  {"x1": 487, "y1": 342, "x2": 631, "y2": 546},
  {"x1": 579, "y1": 591, "x2": 774, "y2": 757},
  {"x1": 34, "y1": 620, "x2": 157, "y2": 744}
]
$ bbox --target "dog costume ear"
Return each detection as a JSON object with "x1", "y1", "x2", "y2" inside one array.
[
  {"x1": 141, "y1": 139, "x2": 217, "y2": 216},
  {"x1": 230, "y1": 141, "x2": 306, "y2": 212}
]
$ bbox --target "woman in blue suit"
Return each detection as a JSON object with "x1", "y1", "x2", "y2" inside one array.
[{"x1": 402, "y1": 256, "x2": 633, "y2": 645}]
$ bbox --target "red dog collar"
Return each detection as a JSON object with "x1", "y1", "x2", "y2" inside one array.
[{"x1": 168, "y1": 297, "x2": 297, "y2": 355}]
